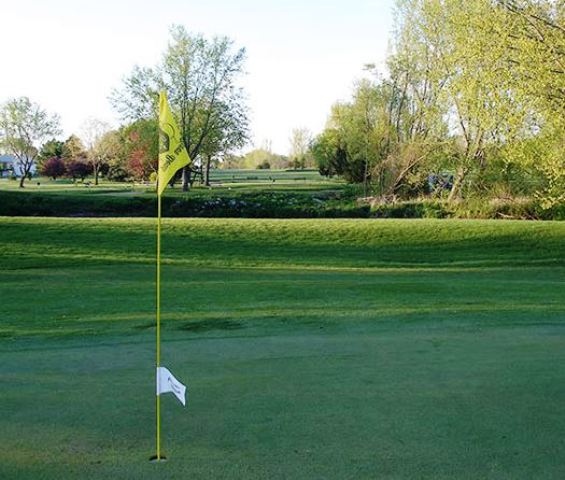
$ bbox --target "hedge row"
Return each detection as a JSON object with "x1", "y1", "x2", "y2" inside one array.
[
  {"x1": 0, "y1": 190, "x2": 371, "y2": 219},
  {"x1": 372, "y1": 199, "x2": 565, "y2": 220},
  {"x1": 1, "y1": 190, "x2": 562, "y2": 220}
]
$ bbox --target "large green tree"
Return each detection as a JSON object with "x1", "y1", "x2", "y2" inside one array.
[
  {"x1": 498, "y1": 0, "x2": 565, "y2": 113},
  {"x1": 121, "y1": 118, "x2": 159, "y2": 181},
  {"x1": 318, "y1": 0, "x2": 563, "y2": 205},
  {"x1": 496, "y1": 0, "x2": 565, "y2": 205},
  {"x1": 61, "y1": 134, "x2": 87, "y2": 165},
  {"x1": 397, "y1": 1, "x2": 535, "y2": 200},
  {"x1": 38, "y1": 139, "x2": 64, "y2": 167},
  {"x1": 0, "y1": 97, "x2": 61, "y2": 187},
  {"x1": 313, "y1": 80, "x2": 397, "y2": 194},
  {"x1": 111, "y1": 25, "x2": 250, "y2": 191}
]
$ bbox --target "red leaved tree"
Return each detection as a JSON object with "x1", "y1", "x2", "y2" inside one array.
[{"x1": 41, "y1": 157, "x2": 66, "y2": 180}]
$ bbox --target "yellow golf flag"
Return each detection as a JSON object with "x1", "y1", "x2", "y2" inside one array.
[{"x1": 158, "y1": 91, "x2": 191, "y2": 195}]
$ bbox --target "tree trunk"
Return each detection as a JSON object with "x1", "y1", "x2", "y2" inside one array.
[
  {"x1": 94, "y1": 165, "x2": 99, "y2": 185},
  {"x1": 204, "y1": 156, "x2": 211, "y2": 186},
  {"x1": 363, "y1": 155, "x2": 370, "y2": 198},
  {"x1": 182, "y1": 166, "x2": 191, "y2": 192},
  {"x1": 19, "y1": 174, "x2": 26, "y2": 188},
  {"x1": 448, "y1": 168, "x2": 467, "y2": 203}
]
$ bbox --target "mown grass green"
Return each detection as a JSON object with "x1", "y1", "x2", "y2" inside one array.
[{"x1": 1, "y1": 217, "x2": 564, "y2": 479}]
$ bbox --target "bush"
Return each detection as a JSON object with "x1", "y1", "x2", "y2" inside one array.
[
  {"x1": 40, "y1": 157, "x2": 66, "y2": 180},
  {"x1": 0, "y1": 189, "x2": 372, "y2": 219},
  {"x1": 1, "y1": 187, "x2": 562, "y2": 220},
  {"x1": 370, "y1": 197, "x2": 565, "y2": 220},
  {"x1": 452, "y1": 197, "x2": 539, "y2": 220},
  {"x1": 167, "y1": 192, "x2": 371, "y2": 219},
  {"x1": 67, "y1": 161, "x2": 92, "y2": 181},
  {"x1": 372, "y1": 201, "x2": 452, "y2": 219},
  {"x1": 106, "y1": 164, "x2": 130, "y2": 182}
]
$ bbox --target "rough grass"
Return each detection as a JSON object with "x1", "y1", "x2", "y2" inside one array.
[{"x1": 1, "y1": 217, "x2": 564, "y2": 479}]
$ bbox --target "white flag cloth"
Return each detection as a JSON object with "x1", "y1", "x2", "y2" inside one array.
[{"x1": 156, "y1": 367, "x2": 187, "y2": 406}]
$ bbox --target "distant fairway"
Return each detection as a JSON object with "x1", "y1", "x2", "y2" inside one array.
[
  {"x1": 0, "y1": 169, "x2": 338, "y2": 195},
  {"x1": 1, "y1": 218, "x2": 564, "y2": 479}
]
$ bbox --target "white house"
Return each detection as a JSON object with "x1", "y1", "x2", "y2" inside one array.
[
  {"x1": 0, "y1": 155, "x2": 16, "y2": 178},
  {"x1": 0, "y1": 154, "x2": 37, "y2": 178}
]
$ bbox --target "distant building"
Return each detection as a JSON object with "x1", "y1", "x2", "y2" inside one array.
[
  {"x1": 0, "y1": 154, "x2": 16, "y2": 178},
  {"x1": 0, "y1": 154, "x2": 37, "y2": 178}
]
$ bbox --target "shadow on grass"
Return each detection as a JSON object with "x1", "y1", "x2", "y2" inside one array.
[
  {"x1": 1, "y1": 217, "x2": 564, "y2": 271},
  {"x1": 177, "y1": 319, "x2": 244, "y2": 332}
]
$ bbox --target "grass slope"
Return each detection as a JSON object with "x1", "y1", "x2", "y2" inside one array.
[{"x1": 1, "y1": 218, "x2": 564, "y2": 479}]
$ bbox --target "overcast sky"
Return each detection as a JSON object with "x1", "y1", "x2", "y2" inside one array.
[{"x1": 1, "y1": 0, "x2": 395, "y2": 154}]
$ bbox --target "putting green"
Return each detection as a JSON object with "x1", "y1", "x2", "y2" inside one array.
[{"x1": 1, "y1": 218, "x2": 564, "y2": 479}]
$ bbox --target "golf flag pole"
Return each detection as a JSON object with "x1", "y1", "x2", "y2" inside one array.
[
  {"x1": 156, "y1": 190, "x2": 162, "y2": 460},
  {"x1": 155, "y1": 91, "x2": 191, "y2": 461}
]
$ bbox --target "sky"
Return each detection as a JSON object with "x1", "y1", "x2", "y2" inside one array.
[{"x1": 1, "y1": 0, "x2": 396, "y2": 154}]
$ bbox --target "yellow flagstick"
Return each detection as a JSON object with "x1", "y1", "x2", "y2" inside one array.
[
  {"x1": 152, "y1": 90, "x2": 191, "y2": 463},
  {"x1": 156, "y1": 192, "x2": 162, "y2": 461}
]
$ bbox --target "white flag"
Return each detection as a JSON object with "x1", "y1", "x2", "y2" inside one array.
[{"x1": 156, "y1": 367, "x2": 187, "y2": 406}]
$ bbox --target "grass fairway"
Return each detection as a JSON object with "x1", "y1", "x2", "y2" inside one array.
[
  {"x1": 0, "y1": 169, "x2": 339, "y2": 197},
  {"x1": 1, "y1": 217, "x2": 564, "y2": 479}
]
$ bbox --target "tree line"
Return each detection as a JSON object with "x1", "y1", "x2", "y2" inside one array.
[
  {"x1": 312, "y1": 0, "x2": 564, "y2": 208},
  {"x1": 1, "y1": 2, "x2": 563, "y2": 210},
  {"x1": 0, "y1": 25, "x2": 251, "y2": 188},
  {"x1": 0, "y1": 25, "x2": 316, "y2": 188}
]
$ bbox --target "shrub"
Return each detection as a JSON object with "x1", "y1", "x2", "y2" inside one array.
[
  {"x1": 106, "y1": 164, "x2": 130, "y2": 182},
  {"x1": 67, "y1": 161, "x2": 93, "y2": 181},
  {"x1": 372, "y1": 201, "x2": 452, "y2": 219},
  {"x1": 41, "y1": 157, "x2": 66, "y2": 180}
]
